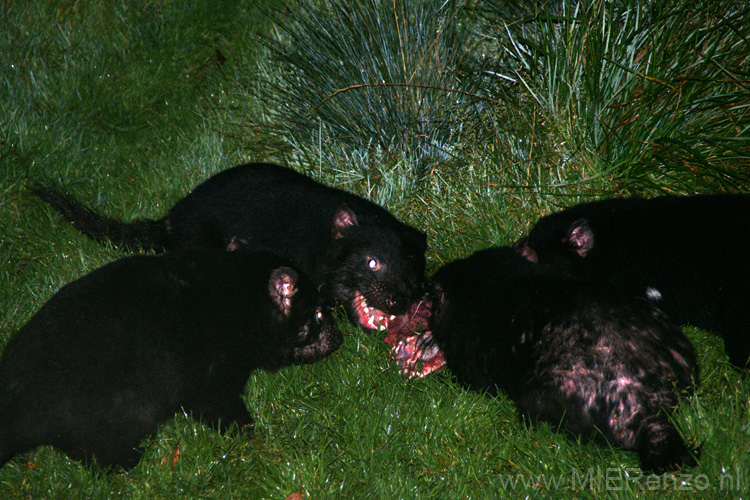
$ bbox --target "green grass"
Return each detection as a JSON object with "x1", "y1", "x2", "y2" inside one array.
[
  {"x1": 2, "y1": 0, "x2": 750, "y2": 498},
  {"x1": 470, "y1": 0, "x2": 750, "y2": 199},
  {"x1": 255, "y1": 0, "x2": 480, "y2": 180}
]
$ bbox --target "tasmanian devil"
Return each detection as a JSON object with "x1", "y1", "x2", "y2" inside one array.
[
  {"x1": 33, "y1": 163, "x2": 427, "y2": 332},
  {"x1": 514, "y1": 194, "x2": 750, "y2": 367},
  {"x1": 0, "y1": 248, "x2": 342, "y2": 470},
  {"x1": 387, "y1": 247, "x2": 698, "y2": 473}
]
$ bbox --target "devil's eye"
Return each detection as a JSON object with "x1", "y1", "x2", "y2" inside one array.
[
  {"x1": 367, "y1": 258, "x2": 380, "y2": 271},
  {"x1": 316, "y1": 309, "x2": 324, "y2": 321}
]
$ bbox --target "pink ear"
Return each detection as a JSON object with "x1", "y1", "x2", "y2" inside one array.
[
  {"x1": 268, "y1": 267, "x2": 298, "y2": 316},
  {"x1": 512, "y1": 237, "x2": 538, "y2": 264},
  {"x1": 226, "y1": 236, "x2": 247, "y2": 252},
  {"x1": 519, "y1": 245, "x2": 538, "y2": 264},
  {"x1": 565, "y1": 219, "x2": 595, "y2": 257},
  {"x1": 332, "y1": 204, "x2": 359, "y2": 239}
]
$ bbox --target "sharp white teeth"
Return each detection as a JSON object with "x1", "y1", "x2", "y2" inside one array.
[{"x1": 359, "y1": 294, "x2": 394, "y2": 330}]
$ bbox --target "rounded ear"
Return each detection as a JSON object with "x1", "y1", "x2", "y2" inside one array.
[
  {"x1": 565, "y1": 218, "x2": 595, "y2": 257},
  {"x1": 269, "y1": 267, "x2": 298, "y2": 316},
  {"x1": 431, "y1": 281, "x2": 447, "y2": 321},
  {"x1": 512, "y1": 237, "x2": 538, "y2": 264},
  {"x1": 433, "y1": 281, "x2": 445, "y2": 304},
  {"x1": 226, "y1": 236, "x2": 248, "y2": 252},
  {"x1": 332, "y1": 204, "x2": 359, "y2": 239}
]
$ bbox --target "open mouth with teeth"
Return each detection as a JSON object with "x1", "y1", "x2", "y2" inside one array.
[{"x1": 353, "y1": 292, "x2": 396, "y2": 331}]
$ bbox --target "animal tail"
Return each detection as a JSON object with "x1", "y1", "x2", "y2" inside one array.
[
  {"x1": 636, "y1": 417, "x2": 699, "y2": 473},
  {"x1": 32, "y1": 185, "x2": 170, "y2": 252}
]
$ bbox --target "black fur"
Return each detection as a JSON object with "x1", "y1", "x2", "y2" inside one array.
[
  {"x1": 515, "y1": 194, "x2": 750, "y2": 367},
  {"x1": 33, "y1": 163, "x2": 427, "y2": 331},
  {"x1": 426, "y1": 247, "x2": 698, "y2": 473},
  {"x1": 0, "y1": 250, "x2": 342, "y2": 470}
]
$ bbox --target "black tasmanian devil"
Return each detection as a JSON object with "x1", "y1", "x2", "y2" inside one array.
[
  {"x1": 514, "y1": 194, "x2": 750, "y2": 367},
  {"x1": 0, "y1": 248, "x2": 342, "y2": 470},
  {"x1": 388, "y1": 247, "x2": 699, "y2": 473},
  {"x1": 33, "y1": 163, "x2": 427, "y2": 332}
]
